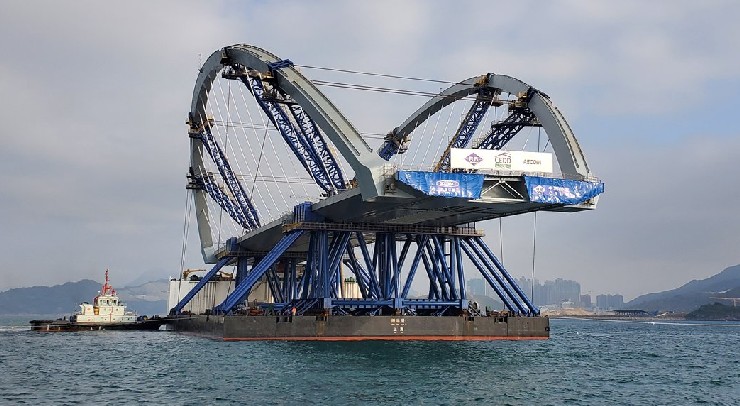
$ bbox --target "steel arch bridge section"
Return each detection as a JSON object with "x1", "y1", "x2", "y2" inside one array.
[
  {"x1": 189, "y1": 44, "x2": 386, "y2": 261},
  {"x1": 380, "y1": 73, "x2": 592, "y2": 180}
]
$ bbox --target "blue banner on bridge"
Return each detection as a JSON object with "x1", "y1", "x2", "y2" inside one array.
[
  {"x1": 524, "y1": 176, "x2": 604, "y2": 205},
  {"x1": 396, "y1": 171, "x2": 484, "y2": 199}
]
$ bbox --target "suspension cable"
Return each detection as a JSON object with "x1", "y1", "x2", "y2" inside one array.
[
  {"x1": 179, "y1": 189, "x2": 193, "y2": 275},
  {"x1": 297, "y1": 65, "x2": 455, "y2": 85}
]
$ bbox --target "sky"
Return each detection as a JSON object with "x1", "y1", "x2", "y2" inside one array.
[{"x1": 1, "y1": 0, "x2": 739, "y2": 300}]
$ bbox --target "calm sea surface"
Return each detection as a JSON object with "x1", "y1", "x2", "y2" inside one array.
[{"x1": 0, "y1": 317, "x2": 738, "y2": 405}]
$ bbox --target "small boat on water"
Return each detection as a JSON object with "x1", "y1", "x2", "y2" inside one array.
[{"x1": 30, "y1": 270, "x2": 166, "y2": 332}]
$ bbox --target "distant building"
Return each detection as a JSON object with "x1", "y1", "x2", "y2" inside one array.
[
  {"x1": 516, "y1": 277, "x2": 581, "y2": 307},
  {"x1": 467, "y1": 278, "x2": 487, "y2": 296},
  {"x1": 596, "y1": 294, "x2": 624, "y2": 310},
  {"x1": 470, "y1": 276, "x2": 625, "y2": 310},
  {"x1": 580, "y1": 294, "x2": 592, "y2": 309}
]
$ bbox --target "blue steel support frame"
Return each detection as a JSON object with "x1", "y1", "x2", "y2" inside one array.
[
  {"x1": 195, "y1": 125, "x2": 260, "y2": 229},
  {"x1": 240, "y1": 75, "x2": 346, "y2": 194},
  {"x1": 244, "y1": 77, "x2": 328, "y2": 190},
  {"x1": 471, "y1": 237, "x2": 539, "y2": 314},
  {"x1": 460, "y1": 237, "x2": 539, "y2": 315},
  {"x1": 462, "y1": 238, "x2": 527, "y2": 313},
  {"x1": 401, "y1": 235, "x2": 429, "y2": 298},
  {"x1": 214, "y1": 230, "x2": 304, "y2": 314},
  {"x1": 475, "y1": 109, "x2": 537, "y2": 150},
  {"x1": 287, "y1": 104, "x2": 346, "y2": 191},
  {"x1": 171, "y1": 255, "x2": 234, "y2": 314},
  {"x1": 199, "y1": 175, "x2": 251, "y2": 230},
  {"x1": 377, "y1": 128, "x2": 404, "y2": 161},
  {"x1": 459, "y1": 240, "x2": 518, "y2": 312},
  {"x1": 200, "y1": 220, "x2": 537, "y2": 316},
  {"x1": 435, "y1": 89, "x2": 492, "y2": 171}
]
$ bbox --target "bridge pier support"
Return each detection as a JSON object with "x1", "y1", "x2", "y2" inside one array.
[{"x1": 176, "y1": 204, "x2": 540, "y2": 317}]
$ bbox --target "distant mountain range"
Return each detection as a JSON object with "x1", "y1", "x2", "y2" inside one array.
[
  {"x1": 627, "y1": 264, "x2": 740, "y2": 313},
  {"x1": 0, "y1": 279, "x2": 169, "y2": 316}
]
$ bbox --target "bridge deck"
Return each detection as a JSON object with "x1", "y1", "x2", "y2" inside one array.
[{"x1": 214, "y1": 174, "x2": 597, "y2": 258}]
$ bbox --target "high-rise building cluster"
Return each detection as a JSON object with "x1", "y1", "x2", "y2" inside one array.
[
  {"x1": 467, "y1": 277, "x2": 625, "y2": 309},
  {"x1": 595, "y1": 294, "x2": 624, "y2": 310}
]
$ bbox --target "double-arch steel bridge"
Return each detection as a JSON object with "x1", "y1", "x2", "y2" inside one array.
[{"x1": 172, "y1": 44, "x2": 603, "y2": 318}]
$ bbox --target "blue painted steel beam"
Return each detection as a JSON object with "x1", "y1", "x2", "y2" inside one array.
[
  {"x1": 392, "y1": 236, "x2": 412, "y2": 297},
  {"x1": 401, "y1": 235, "x2": 429, "y2": 298},
  {"x1": 331, "y1": 299, "x2": 394, "y2": 307},
  {"x1": 423, "y1": 242, "x2": 446, "y2": 300},
  {"x1": 464, "y1": 238, "x2": 527, "y2": 314},
  {"x1": 171, "y1": 255, "x2": 233, "y2": 314},
  {"x1": 214, "y1": 230, "x2": 304, "y2": 314},
  {"x1": 435, "y1": 89, "x2": 492, "y2": 171},
  {"x1": 466, "y1": 237, "x2": 530, "y2": 313},
  {"x1": 419, "y1": 249, "x2": 440, "y2": 300},
  {"x1": 471, "y1": 237, "x2": 539, "y2": 315},
  {"x1": 402, "y1": 299, "x2": 467, "y2": 309},
  {"x1": 461, "y1": 238, "x2": 528, "y2": 314},
  {"x1": 452, "y1": 237, "x2": 466, "y2": 300},
  {"x1": 425, "y1": 237, "x2": 454, "y2": 300},
  {"x1": 355, "y1": 232, "x2": 382, "y2": 299},
  {"x1": 267, "y1": 59, "x2": 294, "y2": 70},
  {"x1": 344, "y1": 248, "x2": 372, "y2": 299},
  {"x1": 431, "y1": 236, "x2": 457, "y2": 299},
  {"x1": 475, "y1": 109, "x2": 537, "y2": 150},
  {"x1": 281, "y1": 260, "x2": 294, "y2": 302},
  {"x1": 266, "y1": 267, "x2": 283, "y2": 303},
  {"x1": 287, "y1": 104, "x2": 346, "y2": 191},
  {"x1": 196, "y1": 126, "x2": 260, "y2": 229},
  {"x1": 459, "y1": 241, "x2": 518, "y2": 312},
  {"x1": 475, "y1": 87, "x2": 537, "y2": 151},
  {"x1": 374, "y1": 233, "x2": 398, "y2": 298},
  {"x1": 377, "y1": 128, "x2": 407, "y2": 161},
  {"x1": 301, "y1": 235, "x2": 315, "y2": 299},
  {"x1": 189, "y1": 171, "x2": 251, "y2": 229},
  {"x1": 315, "y1": 231, "x2": 330, "y2": 298},
  {"x1": 242, "y1": 76, "x2": 337, "y2": 193},
  {"x1": 327, "y1": 233, "x2": 351, "y2": 297}
]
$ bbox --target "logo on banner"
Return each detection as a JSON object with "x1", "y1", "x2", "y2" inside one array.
[
  {"x1": 465, "y1": 153, "x2": 483, "y2": 166},
  {"x1": 433, "y1": 179, "x2": 462, "y2": 196},
  {"x1": 494, "y1": 152, "x2": 512, "y2": 170}
]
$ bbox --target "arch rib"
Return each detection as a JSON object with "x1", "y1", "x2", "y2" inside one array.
[{"x1": 383, "y1": 73, "x2": 592, "y2": 179}]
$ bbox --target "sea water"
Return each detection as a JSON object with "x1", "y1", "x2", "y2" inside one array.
[{"x1": 0, "y1": 318, "x2": 737, "y2": 405}]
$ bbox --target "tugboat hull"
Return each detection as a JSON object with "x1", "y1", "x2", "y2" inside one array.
[
  {"x1": 167, "y1": 315, "x2": 550, "y2": 341},
  {"x1": 30, "y1": 318, "x2": 166, "y2": 332}
]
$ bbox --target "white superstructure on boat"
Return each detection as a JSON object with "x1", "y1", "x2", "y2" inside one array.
[{"x1": 70, "y1": 269, "x2": 136, "y2": 324}]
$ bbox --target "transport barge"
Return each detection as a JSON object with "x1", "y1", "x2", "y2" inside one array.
[
  {"x1": 166, "y1": 272, "x2": 549, "y2": 340},
  {"x1": 167, "y1": 314, "x2": 549, "y2": 341}
]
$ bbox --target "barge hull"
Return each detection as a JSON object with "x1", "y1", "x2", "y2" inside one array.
[{"x1": 168, "y1": 315, "x2": 550, "y2": 341}]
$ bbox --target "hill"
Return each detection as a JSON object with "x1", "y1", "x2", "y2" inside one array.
[
  {"x1": 0, "y1": 280, "x2": 101, "y2": 315},
  {"x1": 117, "y1": 280, "x2": 169, "y2": 316},
  {"x1": 0, "y1": 279, "x2": 169, "y2": 316},
  {"x1": 685, "y1": 302, "x2": 740, "y2": 321},
  {"x1": 627, "y1": 265, "x2": 740, "y2": 312}
]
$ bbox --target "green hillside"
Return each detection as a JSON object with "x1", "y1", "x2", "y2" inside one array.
[{"x1": 627, "y1": 265, "x2": 740, "y2": 312}]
